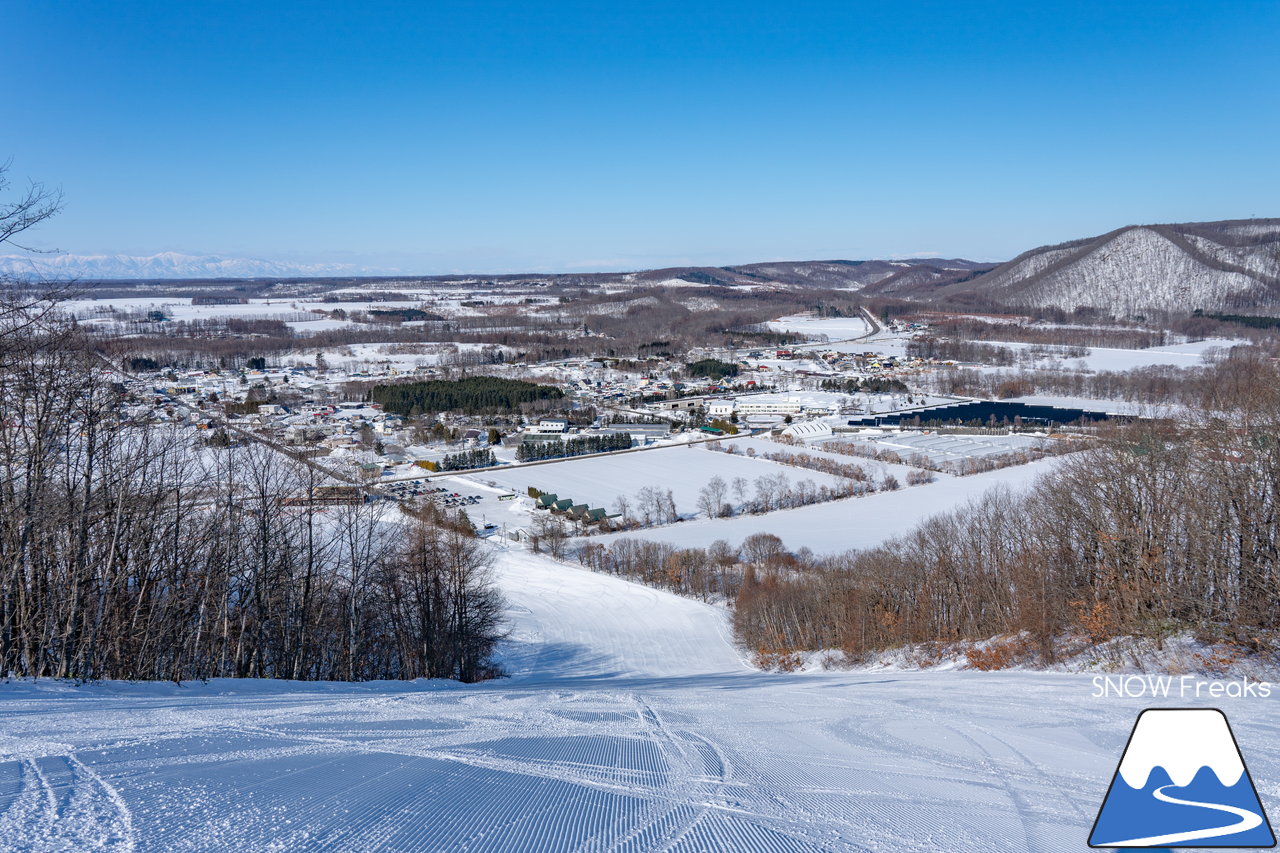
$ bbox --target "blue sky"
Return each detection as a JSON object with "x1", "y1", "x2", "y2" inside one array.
[{"x1": 6, "y1": 1, "x2": 1279, "y2": 272}]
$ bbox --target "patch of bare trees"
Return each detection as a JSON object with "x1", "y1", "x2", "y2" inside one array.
[
  {"x1": 819, "y1": 437, "x2": 1075, "y2": 477},
  {"x1": 574, "y1": 537, "x2": 748, "y2": 603},
  {"x1": 913, "y1": 316, "x2": 1169, "y2": 350},
  {"x1": 0, "y1": 306, "x2": 503, "y2": 682},
  {"x1": 918, "y1": 355, "x2": 1254, "y2": 409},
  {"x1": 719, "y1": 442, "x2": 876, "y2": 482}
]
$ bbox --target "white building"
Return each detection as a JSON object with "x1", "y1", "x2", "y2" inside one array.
[
  {"x1": 707, "y1": 400, "x2": 736, "y2": 418},
  {"x1": 736, "y1": 398, "x2": 804, "y2": 416}
]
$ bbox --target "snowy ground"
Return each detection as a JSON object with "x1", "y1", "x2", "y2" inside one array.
[
  {"x1": 717, "y1": 437, "x2": 938, "y2": 482},
  {"x1": 764, "y1": 315, "x2": 872, "y2": 341},
  {"x1": 465, "y1": 444, "x2": 851, "y2": 520},
  {"x1": 279, "y1": 341, "x2": 511, "y2": 371},
  {"x1": 590, "y1": 456, "x2": 1060, "y2": 554},
  {"x1": 4, "y1": 546, "x2": 1276, "y2": 852},
  {"x1": 984, "y1": 338, "x2": 1247, "y2": 372},
  {"x1": 827, "y1": 431, "x2": 1049, "y2": 468}
]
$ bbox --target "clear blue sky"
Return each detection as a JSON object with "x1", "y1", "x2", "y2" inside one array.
[{"x1": 6, "y1": 0, "x2": 1279, "y2": 272}]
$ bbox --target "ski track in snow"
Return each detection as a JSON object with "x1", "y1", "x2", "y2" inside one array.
[{"x1": 2, "y1": 547, "x2": 1277, "y2": 851}]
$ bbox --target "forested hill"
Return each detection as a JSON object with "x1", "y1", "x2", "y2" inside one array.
[{"x1": 928, "y1": 218, "x2": 1280, "y2": 315}]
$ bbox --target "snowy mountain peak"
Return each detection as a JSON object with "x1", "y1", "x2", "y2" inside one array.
[{"x1": 1118, "y1": 709, "x2": 1245, "y2": 789}]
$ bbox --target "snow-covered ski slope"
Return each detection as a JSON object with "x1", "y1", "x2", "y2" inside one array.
[{"x1": 2, "y1": 548, "x2": 1278, "y2": 852}]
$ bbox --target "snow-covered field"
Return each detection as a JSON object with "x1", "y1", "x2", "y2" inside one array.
[
  {"x1": 467, "y1": 444, "x2": 852, "y2": 518},
  {"x1": 590, "y1": 456, "x2": 1060, "y2": 553},
  {"x1": 4, "y1": 546, "x2": 1276, "y2": 852},
  {"x1": 280, "y1": 341, "x2": 509, "y2": 370},
  {"x1": 827, "y1": 431, "x2": 1048, "y2": 467},
  {"x1": 718, "y1": 436, "x2": 939, "y2": 481},
  {"x1": 765, "y1": 315, "x2": 872, "y2": 341},
  {"x1": 986, "y1": 337, "x2": 1247, "y2": 372}
]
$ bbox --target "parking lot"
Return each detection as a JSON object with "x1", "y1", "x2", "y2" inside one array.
[{"x1": 380, "y1": 479, "x2": 486, "y2": 510}]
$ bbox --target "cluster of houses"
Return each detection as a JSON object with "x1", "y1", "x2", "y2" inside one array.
[
  {"x1": 115, "y1": 323, "x2": 948, "y2": 481},
  {"x1": 533, "y1": 492, "x2": 611, "y2": 524}
]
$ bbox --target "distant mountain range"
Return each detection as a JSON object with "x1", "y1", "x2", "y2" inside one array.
[
  {"x1": 5, "y1": 218, "x2": 1278, "y2": 315},
  {"x1": 0, "y1": 251, "x2": 395, "y2": 280}
]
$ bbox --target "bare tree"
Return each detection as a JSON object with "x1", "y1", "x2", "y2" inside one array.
[
  {"x1": 660, "y1": 489, "x2": 678, "y2": 524},
  {"x1": 697, "y1": 475, "x2": 728, "y2": 518},
  {"x1": 532, "y1": 513, "x2": 569, "y2": 559},
  {"x1": 0, "y1": 162, "x2": 62, "y2": 253},
  {"x1": 635, "y1": 486, "x2": 660, "y2": 527}
]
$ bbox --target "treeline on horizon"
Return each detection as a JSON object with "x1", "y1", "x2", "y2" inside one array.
[
  {"x1": 91, "y1": 284, "x2": 852, "y2": 369},
  {"x1": 572, "y1": 351, "x2": 1280, "y2": 669}
]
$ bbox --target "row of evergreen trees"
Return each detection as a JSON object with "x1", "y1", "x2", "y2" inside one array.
[
  {"x1": 439, "y1": 448, "x2": 497, "y2": 471},
  {"x1": 516, "y1": 433, "x2": 632, "y2": 462},
  {"x1": 685, "y1": 358, "x2": 739, "y2": 380},
  {"x1": 819, "y1": 376, "x2": 909, "y2": 394}
]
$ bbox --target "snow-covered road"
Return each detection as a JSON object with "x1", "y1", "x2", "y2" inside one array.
[{"x1": 2, "y1": 548, "x2": 1277, "y2": 851}]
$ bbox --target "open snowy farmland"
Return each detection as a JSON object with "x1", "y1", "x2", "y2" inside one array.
[
  {"x1": 280, "y1": 341, "x2": 513, "y2": 371},
  {"x1": 717, "y1": 436, "x2": 935, "y2": 480},
  {"x1": 58, "y1": 294, "x2": 503, "y2": 330},
  {"x1": 765, "y1": 314, "x2": 873, "y2": 341},
  {"x1": 980, "y1": 337, "x2": 1247, "y2": 372},
  {"x1": 590, "y1": 455, "x2": 1062, "y2": 554},
  {"x1": 824, "y1": 431, "x2": 1049, "y2": 468},
  {"x1": 3, "y1": 546, "x2": 1276, "y2": 852},
  {"x1": 461, "y1": 444, "x2": 853, "y2": 519}
]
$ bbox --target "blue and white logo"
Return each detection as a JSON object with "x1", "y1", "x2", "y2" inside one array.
[{"x1": 1090, "y1": 708, "x2": 1275, "y2": 848}]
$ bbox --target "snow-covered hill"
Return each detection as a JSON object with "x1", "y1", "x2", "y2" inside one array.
[
  {"x1": 948, "y1": 219, "x2": 1280, "y2": 315},
  {"x1": 0, "y1": 251, "x2": 393, "y2": 280},
  {"x1": 3, "y1": 546, "x2": 1277, "y2": 851}
]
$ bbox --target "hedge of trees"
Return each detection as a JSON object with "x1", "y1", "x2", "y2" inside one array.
[
  {"x1": 364, "y1": 307, "x2": 443, "y2": 322},
  {"x1": 440, "y1": 448, "x2": 497, "y2": 471},
  {"x1": 516, "y1": 433, "x2": 631, "y2": 462},
  {"x1": 1196, "y1": 311, "x2": 1280, "y2": 330},
  {"x1": 819, "y1": 377, "x2": 908, "y2": 394},
  {"x1": 369, "y1": 376, "x2": 564, "y2": 416}
]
